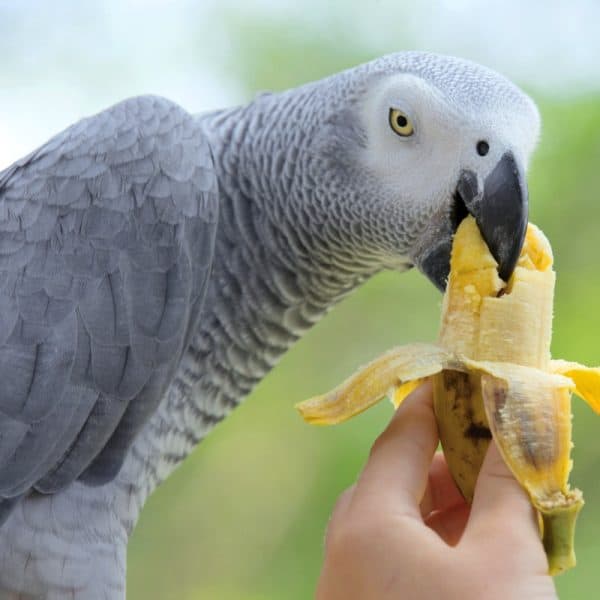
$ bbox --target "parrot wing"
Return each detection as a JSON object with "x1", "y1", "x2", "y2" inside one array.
[{"x1": 0, "y1": 95, "x2": 218, "y2": 502}]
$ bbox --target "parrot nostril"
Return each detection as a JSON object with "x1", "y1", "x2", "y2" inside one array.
[{"x1": 476, "y1": 140, "x2": 490, "y2": 157}]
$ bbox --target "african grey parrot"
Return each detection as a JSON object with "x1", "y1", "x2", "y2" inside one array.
[{"x1": 0, "y1": 52, "x2": 539, "y2": 598}]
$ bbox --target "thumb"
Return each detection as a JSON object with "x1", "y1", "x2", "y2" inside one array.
[{"x1": 465, "y1": 440, "x2": 541, "y2": 550}]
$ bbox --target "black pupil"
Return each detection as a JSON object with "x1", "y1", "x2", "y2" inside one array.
[
  {"x1": 396, "y1": 114, "x2": 408, "y2": 128},
  {"x1": 477, "y1": 140, "x2": 489, "y2": 156}
]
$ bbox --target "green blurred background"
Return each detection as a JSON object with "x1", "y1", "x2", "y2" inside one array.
[{"x1": 1, "y1": 1, "x2": 599, "y2": 598}]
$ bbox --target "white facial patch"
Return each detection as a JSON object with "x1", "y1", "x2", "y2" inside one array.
[
  {"x1": 358, "y1": 70, "x2": 541, "y2": 211},
  {"x1": 359, "y1": 73, "x2": 466, "y2": 208}
]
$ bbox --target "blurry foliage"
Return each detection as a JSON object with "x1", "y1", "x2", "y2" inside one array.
[
  {"x1": 128, "y1": 9, "x2": 600, "y2": 600},
  {"x1": 215, "y1": 7, "x2": 375, "y2": 96}
]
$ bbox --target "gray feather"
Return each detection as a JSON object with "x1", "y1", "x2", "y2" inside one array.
[{"x1": 0, "y1": 95, "x2": 219, "y2": 507}]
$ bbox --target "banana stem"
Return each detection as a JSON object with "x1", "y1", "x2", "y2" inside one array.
[{"x1": 538, "y1": 491, "x2": 584, "y2": 575}]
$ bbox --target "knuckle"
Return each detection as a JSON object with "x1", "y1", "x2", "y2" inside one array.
[
  {"x1": 327, "y1": 522, "x2": 362, "y2": 554},
  {"x1": 483, "y1": 457, "x2": 515, "y2": 481},
  {"x1": 325, "y1": 517, "x2": 378, "y2": 558},
  {"x1": 368, "y1": 431, "x2": 388, "y2": 458},
  {"x1": 369, "y1": 420, "x2": 401, "y2": 456}
]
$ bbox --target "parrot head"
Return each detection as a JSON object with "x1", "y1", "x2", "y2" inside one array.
[{"x1": 297, "y1": 51, "x2": 540, "y2": 291}]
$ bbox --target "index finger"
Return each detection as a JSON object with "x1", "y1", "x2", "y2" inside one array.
[{"x1": 351, "y1": 381, "x2": 439, "y2": 518}]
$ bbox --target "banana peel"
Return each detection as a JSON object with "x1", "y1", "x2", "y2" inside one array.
[{"x1": 296, "y1": 216, "x2": 600, "y2": 575}]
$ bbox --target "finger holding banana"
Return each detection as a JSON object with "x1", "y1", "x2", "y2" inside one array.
[{"x1": 297, "y1": 215, "x2": 600, "y2": 575}]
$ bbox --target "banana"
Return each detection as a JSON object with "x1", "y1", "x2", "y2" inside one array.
[{"x1": 296, "y1": 215, "x2": 600, "y2": 575}]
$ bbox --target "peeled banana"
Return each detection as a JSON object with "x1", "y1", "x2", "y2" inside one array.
[{"x1": 296, "y1": 215, "x2": 600, "y2": 575}]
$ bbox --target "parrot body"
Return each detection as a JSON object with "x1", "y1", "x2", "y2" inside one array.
[{"x1": 0, "y1": 53, "x2": 539, "y2": 598}]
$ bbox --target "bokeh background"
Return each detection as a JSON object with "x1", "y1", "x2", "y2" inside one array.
[{"x1": 1, "y1": 1, "x2": 599, "y2": 598}]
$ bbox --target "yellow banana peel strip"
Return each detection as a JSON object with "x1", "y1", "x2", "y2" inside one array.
[
  {"x1": 295, "y1": 215, "x2": 600, "y2": 575},
  {"x1": 550, "y1": 360, "x2": 600, "y2": 413},
  {"x1": 296, "y1": 343, "x2": 451, "y2": 425}
]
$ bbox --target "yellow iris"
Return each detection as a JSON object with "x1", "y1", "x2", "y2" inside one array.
[{"x1": 389, "y1": 108, "x2": 414, "y2": 137}]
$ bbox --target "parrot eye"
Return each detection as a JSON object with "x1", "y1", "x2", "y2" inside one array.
[{"x1": 389, "y1": 108, "x2": 414, "y2": 137}]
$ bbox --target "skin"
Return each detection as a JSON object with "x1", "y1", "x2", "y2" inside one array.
[{"x1": 317, "y1": 382, "x2": 558, "y2": 600}]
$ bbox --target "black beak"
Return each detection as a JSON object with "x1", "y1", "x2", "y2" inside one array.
[
  {"x1": 418, "y1": 152, "x2": 528, "y2": 291},
  {"x1": 457, "y1": 152, "x2": 528, "y2": 282}
]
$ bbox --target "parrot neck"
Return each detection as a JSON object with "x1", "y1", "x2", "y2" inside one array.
[{"x1": 114, "y1": 96, "x2": 377, "y2": 526}]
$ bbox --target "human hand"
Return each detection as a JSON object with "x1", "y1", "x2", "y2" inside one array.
[{"x1": 316, "y1": 382, "x2": 558, "y2": 600}]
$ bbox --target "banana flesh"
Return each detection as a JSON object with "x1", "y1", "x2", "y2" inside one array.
[{"x1": 296, "y1": 216, "x2": 600, "y2": 575}]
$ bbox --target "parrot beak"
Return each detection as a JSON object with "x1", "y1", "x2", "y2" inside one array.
[
  {"x1": 457, "y1": 152, "x2": 528, "y2": 282},
  {"x1": 415, "y1": 152, "x2": 528, "y2": 292}
]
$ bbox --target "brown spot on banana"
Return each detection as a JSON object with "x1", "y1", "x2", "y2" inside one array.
[
  {"x1": 482, "y1": 374, "x2": 560, "y2": 472},
  {"x1": 434, "y1": 370, "x2": 490, "y2": 502},
  {"x1": 464, "y1": 423, "x2": 492, "y2": 440}
]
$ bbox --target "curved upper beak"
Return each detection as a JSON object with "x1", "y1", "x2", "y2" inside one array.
[
  {"x1": 458, "y1": 152, "x2": 528, "y2": 282},
  {"x1": 417, "y1": 151, "x2": 528, "y2": 291}
]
